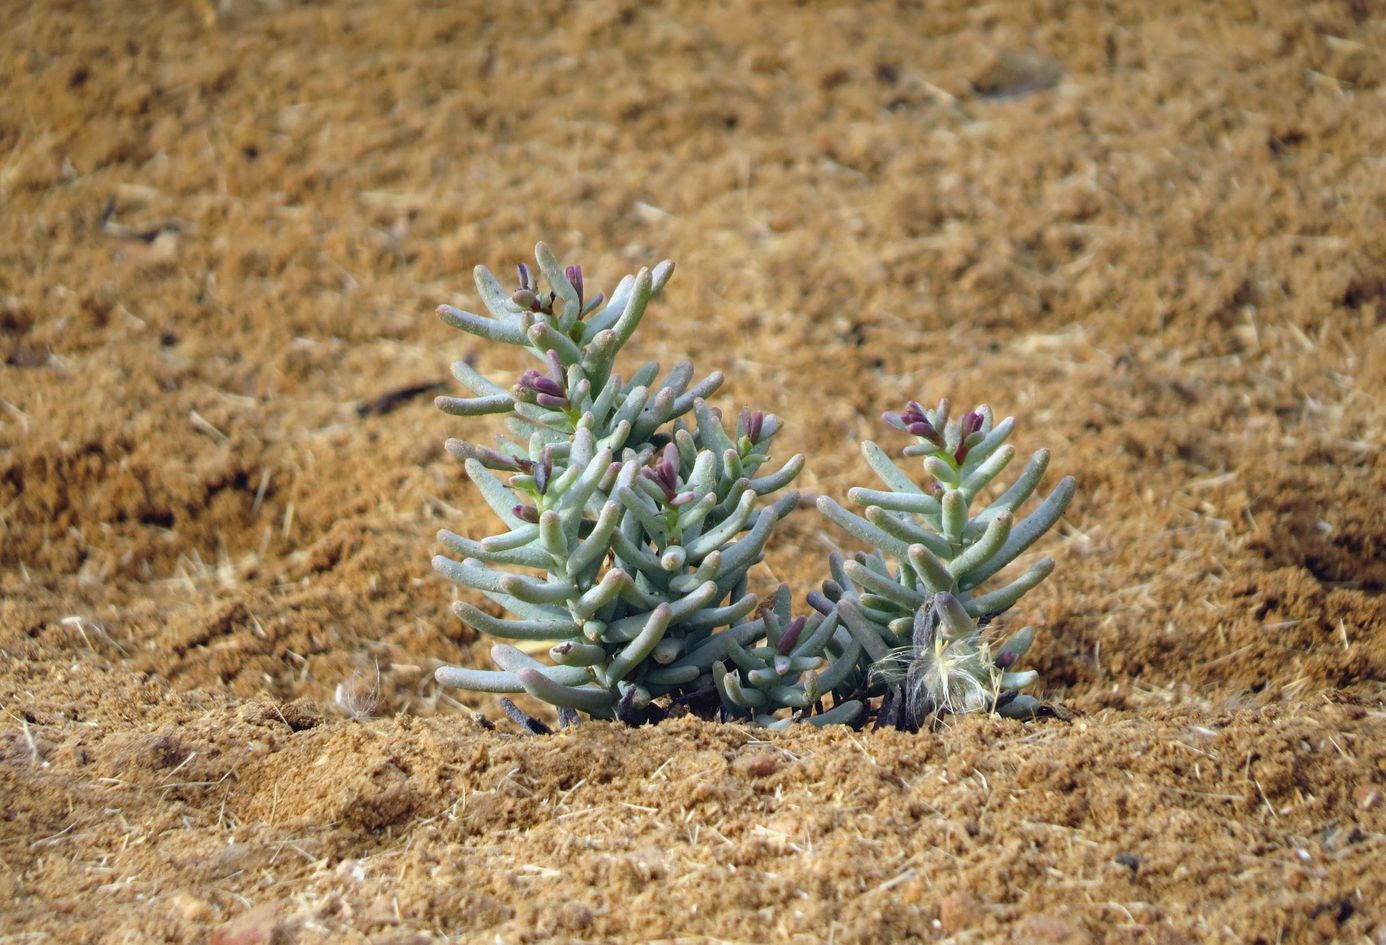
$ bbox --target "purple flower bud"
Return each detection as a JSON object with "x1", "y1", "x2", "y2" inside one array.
[
  {"x1": 535, "y1": 393, "x2": 568, "y2": 410},
  {"x1": 995, "y1": 649, "x2": 1019, "y2": 669},
  {"x1": 960, "y1": 410, "x2": 984, "y2": 438},
  {"x1": 518, "y1": 370, "x2": 565, "y2": 399},
  {"x1": 642, "y1": 447, "x2": 681, "y2": 502},
  {"x1": 517, "y1": 263, "x2": 532, "y2": 291},
  {"x1": 777, "y1": 615, "x2": 807, "y2": 655},
  {"x1": 885, "y1": 400, "x2": 945, "y2": 447},
  {"x1": 747, "y1": 410, "x2": 765, "y2": 445},
  {"x1": 907, "y1": 420, "x2": 945, "y2": 446},
  {"x1": 640, "y1": 467, "x2": 672, "y2": 501},
  {"x1": 955, "y1": 410, "x2": 984, "y2": 463},
  {"x1": 512, "y1": 504, "x2": 540, "y2": 524},
  {"x1": 565, "y1": 265, "x2": 584, "y2": 313},
  {"x1": 657, "y1": 461, "x2": 679, "y2": 493}
]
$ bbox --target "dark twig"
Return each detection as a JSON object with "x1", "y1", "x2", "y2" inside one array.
[
  {"x1": 357, "y1": 381, "x2": 447, "y2": 417},
  {"x1": 875, "y1": 686, "x2": 903, "y2": 731},
  {"x1": 614, "y1": 687, "x2": 641, "y2": 726},
  {"x1": 98, "y1": 195, "x2": 185, "y2": 243},
  {"x1": 498, "y1": 698, "x2": 552, "y2": 735}
]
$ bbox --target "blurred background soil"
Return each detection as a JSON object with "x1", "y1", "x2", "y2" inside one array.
[{"x1": 2, "y1": 0, "x2": 1384, "y2": 942}]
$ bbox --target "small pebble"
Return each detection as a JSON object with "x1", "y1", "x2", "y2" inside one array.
[
  {"x1": 734, "y1": 751, "x2": 780, "y2": 778},
  {"x1": 558, "y1": 902, "x2": 593, "y2": 931},
  {"x1": 209, "y1": 904, "x2": 280, "y2": 945},
  {"x1": 938, "y1": 891, "x2": 980, "y2": 933},
  {"x1": 1011, "y1": 913, "x2": 1093, "y2": 945},
  {"x1": 169, "y1": 892, "x2": 213, "y2": 923}
]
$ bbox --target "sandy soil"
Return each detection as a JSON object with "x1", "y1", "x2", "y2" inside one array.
[{"x1": 3, "y1": 1, "x2": 1385, "y2": 942}]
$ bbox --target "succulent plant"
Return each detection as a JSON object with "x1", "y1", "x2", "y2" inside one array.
[
  {"x1": 429, "y1": 244, "x2": 1075, "y2": 731},
  {"x1": 431, "y1": 243, "x2": 829, "y2": 724},
  {"x1": 814, "y1": 399, "x2": 1075, "y2": 730},
  {"x1": 707, "y1": 583, "x2": 866, "y2": 729}
]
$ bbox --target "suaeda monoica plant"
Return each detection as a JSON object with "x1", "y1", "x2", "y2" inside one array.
[
  {"x1": 430, "y1": 243, "x2": 1073, "y2": 730},
  {"x1": 814, "y1": 400, "x2": 1075, "y2": 730}
]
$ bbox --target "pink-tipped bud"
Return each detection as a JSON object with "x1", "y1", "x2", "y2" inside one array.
[{"x1": 565, "y1": 265, "x2": 584, "y2": 312}]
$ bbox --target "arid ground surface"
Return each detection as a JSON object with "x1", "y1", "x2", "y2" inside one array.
[{"x1": 3, "y1": 1, "x2": 1386, "y2": 942}]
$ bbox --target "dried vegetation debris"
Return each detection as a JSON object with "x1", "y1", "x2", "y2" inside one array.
[
  {"x1": 4, "y1": 702, "x2": 1386, "y2": 943},
  {"x1": 1, "y1": 0, "x2": 1385, "y2": 941}
]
